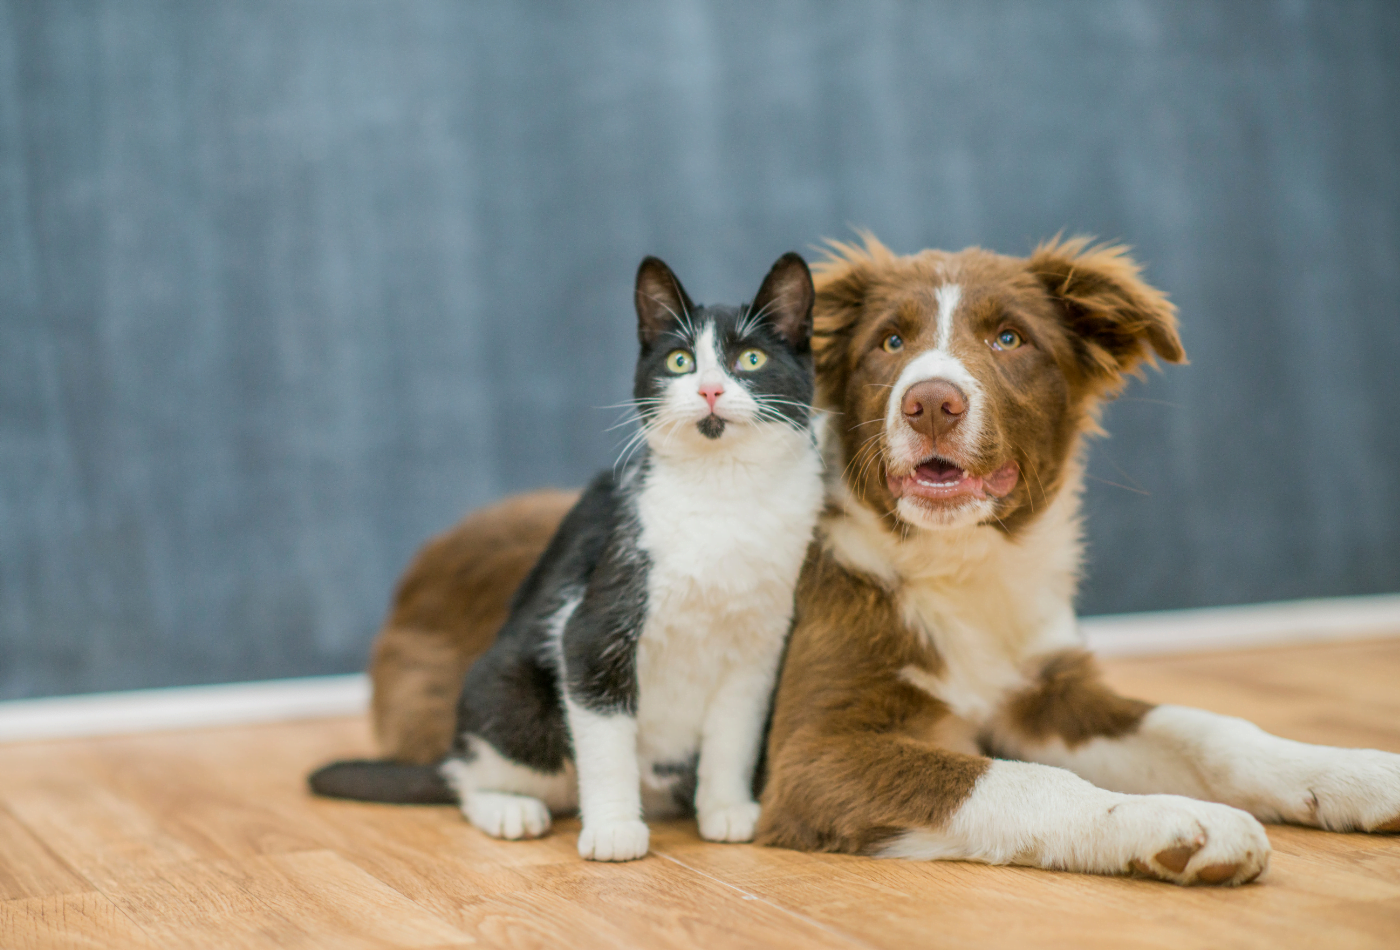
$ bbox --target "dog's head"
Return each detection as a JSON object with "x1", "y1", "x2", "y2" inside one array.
[{"x1": 813, "y1": 234, "x2": 1184, "y2": 533}]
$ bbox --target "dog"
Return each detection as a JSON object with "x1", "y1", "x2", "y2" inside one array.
[
  {"x1": 361, "y1": 235, "x2": 1400, "y2": 885},
  {"x1": 753, "y1": 234, "x2": 1400, "y2": 884}
]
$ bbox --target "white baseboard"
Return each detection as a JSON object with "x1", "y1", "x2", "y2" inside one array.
[
  {"x1": 1081, "y1": 593, "x2": 1400, "y2": 657},
  {"x1": 0, "y1": 674, "x2": 368, "y2": 745},
  {"x1": 1, "y1": 594, "x2": 1397, "y2": 745}
]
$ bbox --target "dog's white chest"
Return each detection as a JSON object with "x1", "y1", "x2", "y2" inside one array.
[{"x1": 826, "y1": 485, "x2": 1085, "y2": 725}]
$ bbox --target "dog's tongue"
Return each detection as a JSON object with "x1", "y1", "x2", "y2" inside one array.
[
  {"x1": 894, "y1": 460, "x2": 1020, "y2": 500},
  {"x1": 915, "y1": 458, "x2": 964, "y2": 484}
]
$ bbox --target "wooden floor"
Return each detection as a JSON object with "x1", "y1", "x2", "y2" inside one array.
[{"x1": 2, "y1": 639, "x2": 1399, "y2": 950}]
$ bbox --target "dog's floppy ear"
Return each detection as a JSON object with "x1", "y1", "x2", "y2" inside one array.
[
  {"x1": 749, "y1": 252, "x2": 814, "y2": 351},
  {"x1": 1031, "y1": 236, "x2": 1185, "y2": 390},
  {"x1": 635, "y1": 256, "x2": 696, "y2": 347},
  {"x1": 811, "y1": 233, "x2": 889, "y2": 400}
]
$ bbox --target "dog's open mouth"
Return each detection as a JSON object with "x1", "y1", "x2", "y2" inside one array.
[{"x1": 887, "y1": 456, "x2": 1019, "y2": 504}]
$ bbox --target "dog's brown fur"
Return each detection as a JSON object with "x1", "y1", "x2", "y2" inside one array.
[
  {"x1": 370, "y1": 489, "x2": 576, "y2": 763},
  {"x1": 1002, "y1": 650, "x2": 1154, "y2": 748},
  {"x1": 754, "y1": 541, "x2": 990, "y2": 853}
]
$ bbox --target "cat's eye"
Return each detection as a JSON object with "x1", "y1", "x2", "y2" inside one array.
[
  {"x1": 990, "y1": 329, "x2": 1024, "y2": 351},
  {"x1": 882, "y1": 334, "x2": 904, "y2": 353},
  {"x1": 735, "y1": 349, "x2": 768, "y2": 372},
  {"x1": 665, "y1": 350, "x2": 695, "y2": 374}
]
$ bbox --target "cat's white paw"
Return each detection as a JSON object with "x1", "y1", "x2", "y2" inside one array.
[
  {"x1": 1111, "y1": 796, "x2": 1270, "y2": 886},
  {"x1": 578, "y1": 819, "x2": 650, "y2": 861},
  {"x1": 464, "y1": 791, "x2": 552, "y2": 840},
  {"x1": 698, "y1": 800, "x2": 761, "y2": 843}
]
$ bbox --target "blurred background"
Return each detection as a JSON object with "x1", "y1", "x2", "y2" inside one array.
[{"x1": 2, "y1": 1, "x2": 1397, "y2": 701}]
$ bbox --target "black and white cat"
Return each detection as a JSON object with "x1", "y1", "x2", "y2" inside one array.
[{"x1": 312, "y1": 253, "x2": 825, "y2": 861}]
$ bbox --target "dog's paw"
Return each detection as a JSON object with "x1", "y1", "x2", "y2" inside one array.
[
  {"x1": 464, "y1": 792, "x2": 552, "y2": 840},
  {"x1": 578, "y1": 819, "x2": 650, "y2": 861},
  {"x1": 1292, "y1": 748, "x2": 1400, "y2": 833},
  {"x1": 698, "y1": 800, "x2": 761, "y2": 843},
  {"x1": 1113, "y1": 796, "x2": 1270, "y2": 886}
]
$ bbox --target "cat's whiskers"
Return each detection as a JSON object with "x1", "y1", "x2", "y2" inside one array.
[
  {"x1": 735, "y1": 298, "x2": 779, "y2": 340},
  {"x1": 640, "y1": 292, "x2": 699, "y2": 343},
  {"x1": 613, "y1": 414, "x2": 670, "y2": 472},
  {"x1": 603, "y1": 398, "x2": 667, "y2": 434}
]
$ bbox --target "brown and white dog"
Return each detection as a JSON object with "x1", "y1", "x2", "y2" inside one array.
[
  {"x1": 754, "y1": 234, "x2": 1400, "y2": 884},
  {"x1": 364, "y1": 235, "x2": 1400, "y2": 885}
]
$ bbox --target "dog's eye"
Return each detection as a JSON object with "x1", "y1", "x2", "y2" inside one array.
[
  {"x1": 665, "y1": 350, "x2": 695, "y2": 373},
  {"x1": 991, "y1": 329, "x2": 1024, "y2": 351},
  {"x1": 734, "y1": 348, "x2": 768, "y2": 372},
  {"x1": 882, "y1": 334, "x2": 904, "y2": 353}
]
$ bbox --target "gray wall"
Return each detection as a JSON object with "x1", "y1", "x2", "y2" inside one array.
[{"x1": 2, "y1": 1, "x2": 1397, "y2": 700}]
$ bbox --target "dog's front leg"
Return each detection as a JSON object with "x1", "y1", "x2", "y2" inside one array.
[
  {"x1": 887, "y1": 758, "x2": 1269, "y2": 884},
  {"x1": 760, "y1": 728, "x2": 1268, "y2": 885},
  {"x1": 889, "y1": 759, "x2": 1269, "y2": 883},
  {"x1": 1001, "y1": 702, "x2": 1400, "y2": 833},
  {"x1": 991, "y1": 651, "x2": 1400, "y2": 833}
]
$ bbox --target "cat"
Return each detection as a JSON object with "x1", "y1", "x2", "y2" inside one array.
[{"x1": 311, "y1": 252, "x2": 826, "y2": 861}]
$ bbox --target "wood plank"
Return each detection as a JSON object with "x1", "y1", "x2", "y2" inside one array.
[
  {"x1": 441, "y1": 820, "x2": 863, "y2": 950},
  {"x1": 0, "y1": 779, "x2": 201, "y2": 890},
  {"x1": 106, "y1": 850, "x2": 472, "y2": 950},
  {"x1": 0, "y1": 891, "x2": 162, "y2": 950},
  {"x1": 0, "y1": 804, "x2": 90, "y2": 901}
]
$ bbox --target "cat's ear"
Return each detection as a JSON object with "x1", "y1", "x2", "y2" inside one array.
[
  {"x1": 750, "y1": 252, "x2": 814, "y2": 351},
  {"x1": 635, "y1": 257, "x2": 696, "y2": 346}
]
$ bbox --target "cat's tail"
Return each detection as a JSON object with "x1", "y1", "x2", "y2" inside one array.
[{"x1": 307, "y1": 759, "x2": 456, "y2": 804}]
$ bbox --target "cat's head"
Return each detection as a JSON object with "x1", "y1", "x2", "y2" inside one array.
[{"x1": 631, "y1": 253, "x2": 816, "y2": 449}]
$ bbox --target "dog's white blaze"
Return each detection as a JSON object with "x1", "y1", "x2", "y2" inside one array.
[
  {"x1": 884, "y1": 285, "x2": 988, "y2": 477},
  {"x1": 934, "y1": 283, "x2": 961, "y2": 352},
  {"x1": 877, "y1": 759, "x2": 1271, "y2": 885}
]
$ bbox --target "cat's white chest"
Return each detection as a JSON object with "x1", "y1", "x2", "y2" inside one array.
[{"x1": 629, "y1": 436, "x2": 823, "y2": 770}]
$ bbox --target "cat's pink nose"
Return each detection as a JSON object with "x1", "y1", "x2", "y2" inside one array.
[{"x1": 699, "y1": 383, "x2": 724, "y2": 411}]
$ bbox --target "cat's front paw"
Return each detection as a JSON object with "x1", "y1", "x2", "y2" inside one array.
[
  {"x1": 698, "y1": 800, "x2": 761, "y2": 843},
  {"x1": 578, "y1": 819, "x2": 650, "y2": 861}
]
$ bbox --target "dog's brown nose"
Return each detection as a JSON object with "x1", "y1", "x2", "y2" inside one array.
[{"x1": 902, "y1": 379, "x2": 967, "y2": 440}]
